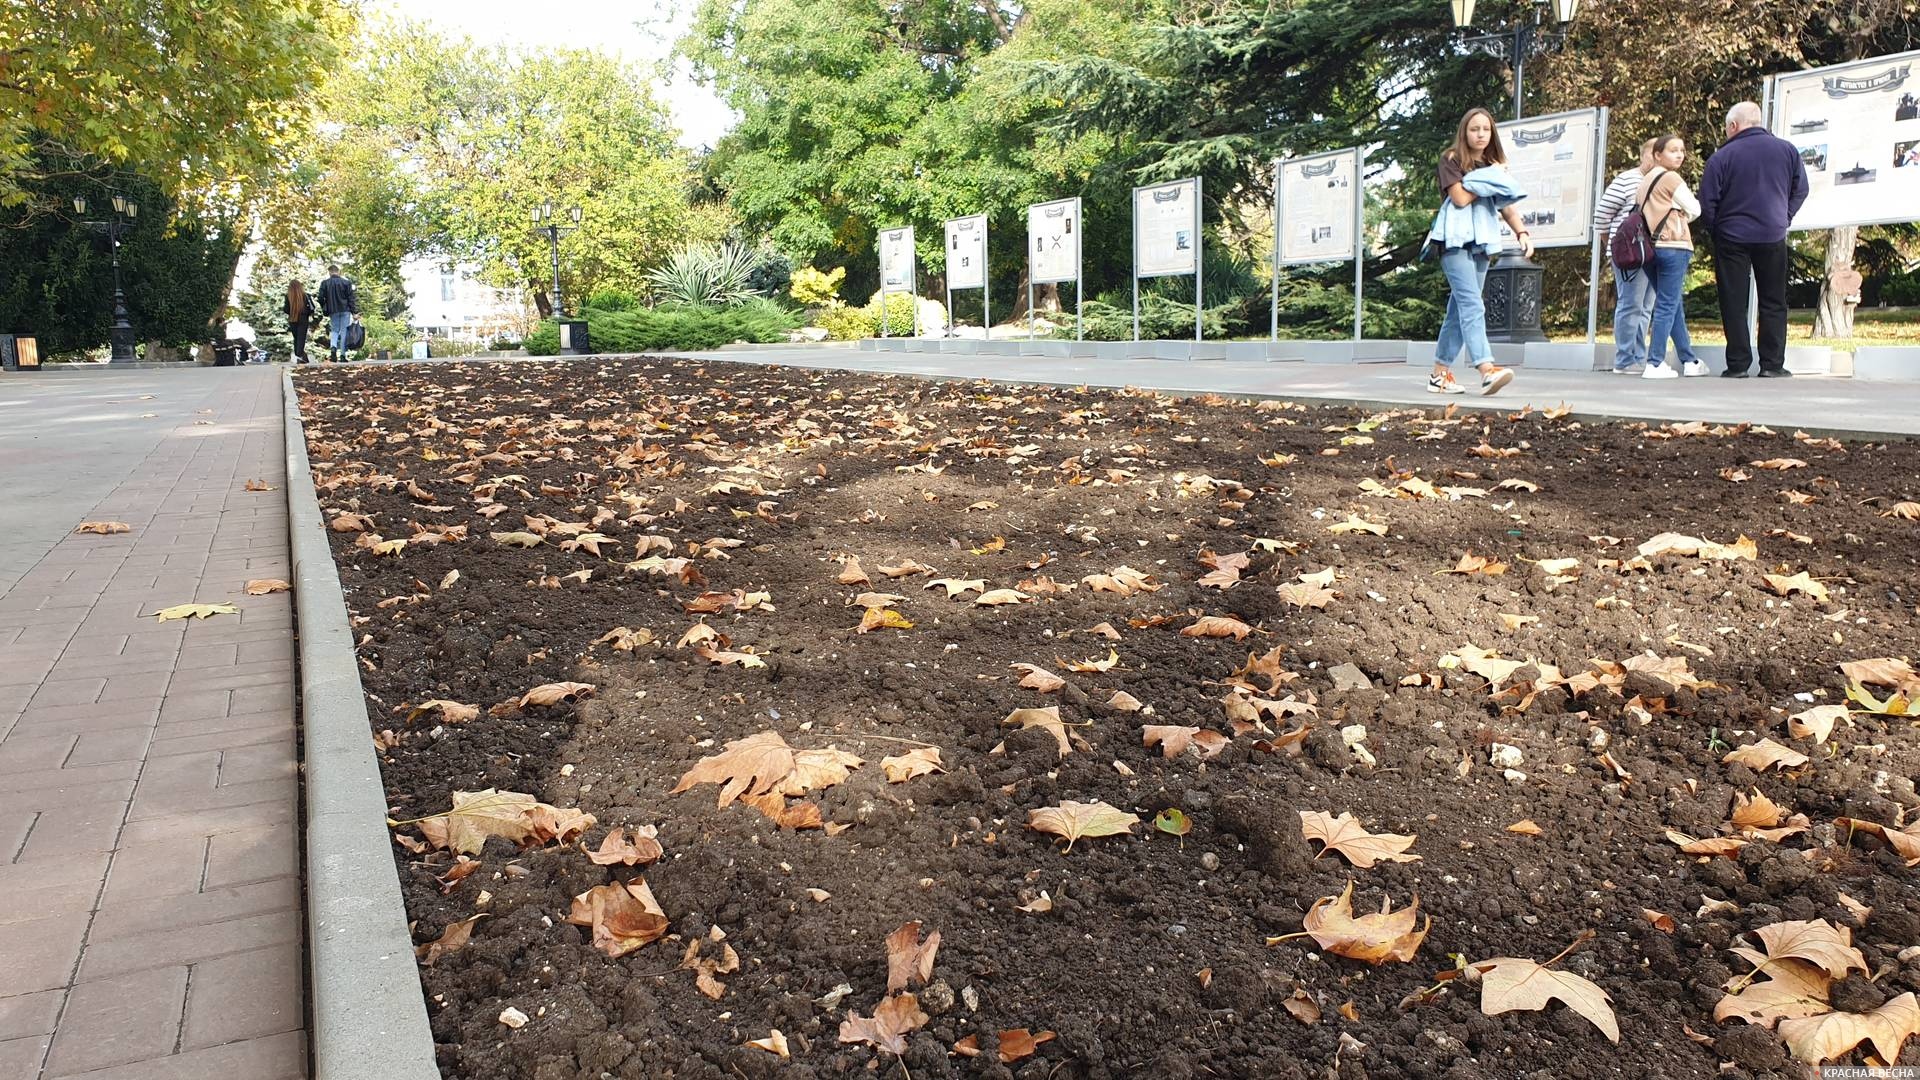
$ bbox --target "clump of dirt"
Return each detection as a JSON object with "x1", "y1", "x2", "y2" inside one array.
[{"x1": 296, "y1": 358, "x2": 1920, "y2": 1079}]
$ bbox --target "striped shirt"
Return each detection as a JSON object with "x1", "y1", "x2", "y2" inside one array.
[{"x1": 1592, "y1": 167, "x2": 1647, "y2": 242}]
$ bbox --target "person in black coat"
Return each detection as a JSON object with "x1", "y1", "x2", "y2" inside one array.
[
  {"x1": 317, "y1": 265, "x2": 359, "y2": 362},
  {"x1": 283, "y1": 278, "x2": 319, "y2": 363}
]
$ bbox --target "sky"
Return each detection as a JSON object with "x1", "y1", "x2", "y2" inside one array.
[{"x1": 381, "y1": 0, "x2": 737, "y2": 149}]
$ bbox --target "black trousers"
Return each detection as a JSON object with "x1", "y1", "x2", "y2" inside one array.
[
  {"x1": 1713, "y1": 238, "x2": 1789, "y2": 373},
  {"x1": 291, "y1": 321, "x2": 309, "y2": 361}
]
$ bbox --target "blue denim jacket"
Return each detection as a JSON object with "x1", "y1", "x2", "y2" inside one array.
[{"x1": 1426, "y1": 166, "x2": 1527, "y2": 254}]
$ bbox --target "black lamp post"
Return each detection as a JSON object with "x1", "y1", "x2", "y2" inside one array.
[
  {"x1": 1450, "y1": 0, "x2": 1578, "y2": 344},
  {"x1": 75, "y1": 193, "x2": 140, "y2": 362},
  {"x1": 1450, "y1": 0, "x2": 1580, "y2": 122},
  {"x1": 531, "y1": 201, "x2": 582, "y2": 317}
]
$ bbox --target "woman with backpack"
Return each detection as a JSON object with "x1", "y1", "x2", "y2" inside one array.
[
  {"x1": 283, "y1": 278, "x2": 319, "y2": 364},
  {"x1": 1636, "y1": 134, "x2": 1706, "y2": 379},
  {"x1": 1426, "y1": 107, "x2": 1533, "y2": 396}
]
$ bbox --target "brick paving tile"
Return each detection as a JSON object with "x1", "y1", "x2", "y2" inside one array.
[
  {"x1": 40, "y1": 966, "x2": 188, "y2": 1077},
  {"x1": 0, "y1": 369, "x2": 306, "y2": 1079}
]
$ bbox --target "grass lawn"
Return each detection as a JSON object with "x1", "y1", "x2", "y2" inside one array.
[{"x1": 1581, "y1": 306, "x2": 1920, "y2": 348}]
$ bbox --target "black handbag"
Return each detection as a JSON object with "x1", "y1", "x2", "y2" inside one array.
[{"x1": 344, "y1": 321, "x2": 366, "y2": 350}]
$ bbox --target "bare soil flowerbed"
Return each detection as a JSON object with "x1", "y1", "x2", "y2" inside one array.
[{"x1": 294, "y1": 357, "x2": 1920, "y2": 1080}]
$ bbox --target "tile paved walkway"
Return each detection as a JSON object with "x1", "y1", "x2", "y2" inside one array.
[{"x1": 0, "y1": 366, "x2": 305, "y2": 1079}]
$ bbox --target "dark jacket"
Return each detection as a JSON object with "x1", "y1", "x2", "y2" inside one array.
[
  {"x1": 317, "y1": 274, "x2": 358, "y2": 316},
  {"x1": 284, "y1": 290, "x2": 319, "y2": 326},
  {"x1": 1695, "y1": 126, "x2": 1808, "y2": 245}
]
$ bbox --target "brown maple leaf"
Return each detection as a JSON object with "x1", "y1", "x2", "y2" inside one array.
[
  {"x1": 566, "y1": 879, "x2": 668, "y2": 957},
  {"x1": 885, "y1": 921, "x2": 941, "y2": 993},
  {"x1": 838, "y1": 993, "x2": 929, "y2": 1055},
  {"x1": 1299, "y1": 810, "x2": 1421, "y2": 869},
  {"x1": 671, "y1": 730, "x2": 862, "y2": 807}
]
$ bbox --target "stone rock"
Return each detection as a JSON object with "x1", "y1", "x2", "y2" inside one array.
[
  {"x1": 1327, "y1": 663, "x2": 1371, "y2": 692},
  {"x1": 1489, "y1": 743, "x2": 1524, "y2": 769}
]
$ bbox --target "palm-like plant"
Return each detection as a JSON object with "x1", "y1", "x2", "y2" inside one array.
[{"x1": 644, "y1": 242, "x2": 765, "y2": 306}]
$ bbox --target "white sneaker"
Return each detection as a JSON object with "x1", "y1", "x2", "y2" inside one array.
[
  {"x1": 1427, "y1": 370, "x2": 1466, "y2": 395},
  {"x1": 1642, "y1": 363, "x2": 1679, "y2": 380},
  {"x1": 1681, "y1": 359, "x2": 1707, "y2": 377},
  {"x1": 1479, "y1": 366, "x2": 1514, "y2": 395}
]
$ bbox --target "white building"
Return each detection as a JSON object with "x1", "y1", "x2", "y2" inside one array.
[{"x1": 401, "y1": 257, "x2": 527, "y2": 343}]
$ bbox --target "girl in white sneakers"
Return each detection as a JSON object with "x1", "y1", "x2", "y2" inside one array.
[
  {"x1": 1425, "y1": 107, "x2": 1532, "y2": 396},
  {"x1": 1637, "y1": 133, "x2": 1707, "y2": 379}
]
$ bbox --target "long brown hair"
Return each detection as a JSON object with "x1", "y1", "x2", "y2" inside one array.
[
  {"x1": 1445, "y1": 108, "x2": 1507, "y2": 170},
  {"x1": 287, "y1": 278, "x2": 307, "y2": 312}
]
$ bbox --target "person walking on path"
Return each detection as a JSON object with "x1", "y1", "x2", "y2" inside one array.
[
  {"x1": 283, "y1": 278, "x2": 319, "y2": 364},
  {"x1": 318, "y1": 264, "x2": 359, "y2": 363},
  {"x1": 1696, "y1": 101, "x2": 1808, "y2": 378},
  {"x1": 1636, "y1": 134, "x2": 1707, "y2": 379},
  {"x1": 1593, "y1": 139, "x2": 1660, "y2": 373},
  {"x1": 1427, "y1": 107, "x2": 1532, "y2": 396}
]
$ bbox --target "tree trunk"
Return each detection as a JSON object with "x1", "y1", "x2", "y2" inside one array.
[
  {"x1": 533, "y1": 287, "x2": 553, "y2": 319},
  {"x1": 1812, "y1": 226, "x2": 1859, "y2": 339}
]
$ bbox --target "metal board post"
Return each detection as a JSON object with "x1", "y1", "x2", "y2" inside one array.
[
  {"x1": 1194, "y1": 175, "x2": 1204, "y2": 342},
  {"x1": 1586, "y1": 106, "x2": 1610, "y2": 345},
  {"x1": 1271, "y1": 160, "x2": 1281, "y2": 342},
  {"x1": 1132, "y1": 192, "x2": 1140, "y2": 343},
  {"x1": 1352, "y1": 148, "x2": 1365, "y2": 342},
  {"x1": 984, "y1": 220, "x2": 991, "y2": 341}
]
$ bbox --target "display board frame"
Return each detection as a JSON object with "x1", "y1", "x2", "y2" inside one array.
[
  {"x1": 877, "y1": 225, "x2": 918, "y2": 338},
  {"x1": 1272, "y1": 147, "x2": 1366, "y2": 342},
  {"x1": 1026, "y1": 197, "x2": 1083, "y2": 340},
  {"x1": 1131, "y1": 177, "x2": 1203, "y2": 342},
  {"x1": 1494, "y1": 107, "x2": 1603, "y2": 251},
  {"x1": 943, "y1": 214, "x2": 989, "y2": 339},
  {"x1": 1766, "y1": 47, "x2": 1920, "y2": 232}
]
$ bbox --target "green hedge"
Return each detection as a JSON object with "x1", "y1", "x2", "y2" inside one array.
[{"x1": 526, "y1": 298, "x2": 798, "y2": 355}]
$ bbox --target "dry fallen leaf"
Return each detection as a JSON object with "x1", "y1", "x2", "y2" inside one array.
[
  {"x1": 566, "y1": 878, "x2": 668, "y2": 957},
  {"x1": 409, "y1": 789, "x2": 595, "y2": 855},
  {"x1": 1732, "y1": 919, "x2": 1868, "y2": 980},
  {"x1": 681, "y1": 929, "x2": 740, "y2": 999},
  {"x1": 148, "y1": 602, "x2": 238, "y2": 622},
  {"x1": 415, "y1": 914, "x2": 486, "y2": 965},
  {"x1": 1722, "y1": 739, "x2": 1810, "y2": 772},
  {"x1": 1439, "y1": 551, "x2": 1508, "y2": 576},
  {"x1": 1635, "y1": 532, "x2": 1756, "y2": 561},
  {"x1": 244, "y1": 579, "x2": 291, "y2": 595},
  {"x1": 1750, "y1": 457, "x2": 1809, "y2": 470},
  {"x1": 989, "y1": 1028, "x2": 1056, "y2": 1063},
  {"x1": 1299, "y1": 811, "x2": 1421, "y2": 868},
  {"x1": 1506, "y1": 819, "x2": 1543, "y2": 836},
  {"x1": 1788, "y1": 704, "x2": 1848, "y2": 744},
  {"x1": 1833, "y1": 818, "x2": 1920, "y2": 864},
  {"x1": 1181, "y1": 615, "x2": 1255, "y2": 641},
  {"x1": 408, "y1": 699, "x2": 480, "y2": 724},
  {"x1": 1838, "y1": 657, "x2": 1920, "y2": 695},
  {"x1": 1276, "y1": 581, "x2": 1337, "y2": 608},
  {"x1": 1328, "y1": 514, "x2": 1389, "y2": 536},
  {"x1": 1295, "y1": 882, "x2": 1429, "y2": 964},
  {"x1": 925, "y1": 577, "x2": 986, "y2": 598},
  {"x1": 1141, "y1": 724, "x2": 1229, "y2": 760},
  {"x1": 1026, "y1": 800, "x2": 1140, "y2": 851},
  {"x1": 1664, "y1": 830, "x2": 1748, "y2": 858},
  {"x1": 245, "y1": 478, "x2": 274, "y2": 491},
  {"x1": 1003, "y1": 706, "x2": 1076, "y2": 757},
  {"x1": 1498, "y1": 613, "x2": 1540, "y2": 631},
  {"x1": 1762, "y1": 571, "x2": 1830, "y2": 603},
  {"x1": 975, "y1": 588, "x2": 1030, "y2": 606},
  {"x1": 1715, "y1": 957, "x2": 1833, "y2": 1028},
  {"x1": 746, "y1": 1030, "x2": 790, "y2": 1059},
  {"x1": 671, "y1": 730, "x2": 863, "y2": 807},
  {"x1": 518, "y1": 681, "x2": 596, "y2": 708},
  {"x1": 1012, "y1": 663, "x2": 1066, "y2": 693},
  {"x1": 1472, "y1": 952, "x2": 1619, "y2": 1042},
  {"x1": 838, "y1": 555, "x2": 871, "y2": 585},
  {"x1": 74, "y1": 521, "x2": 132, "y2": 534},
  {"x1": 1777, "y1": 991, "x2": 1919, "y2": 1064},
  {"x1": 885, "y1": 921, "x2": 941, "y2": 993},
  {"x1": 857, "y1": 606, "x2": 915, "y2": 633},
  {"x1": 585, "y1": 825, "x2": 663, "y2": 866},
  {"x1": 881, "y1": 747, "x2": 943, "y2": 783},
  {"x1": 1642, "y1": 909, "x2": 1676, "y2": 933},
  {"x1": 1106, "y1": 690, "x2": 1144, "y2": 713},
  {"x1": 1283, "y1": 989, "x2": 1322, "y2": 1025},
  {"x1": 838, "y1": 993, "x2": 929, "y2": 1055}
]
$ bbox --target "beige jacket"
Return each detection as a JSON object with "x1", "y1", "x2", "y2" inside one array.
[{"x1": 1635, "y1": 168, "x2": 1701, "y2": 250}]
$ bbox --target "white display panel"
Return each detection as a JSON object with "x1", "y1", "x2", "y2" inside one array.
[
  {"x1": 944, "y1": 215, "x2": 987, "y2": 290},
  {"x1": 1133, "y1": 178, "x2": 1199, "y2": 278},
  {"x1": 879, "y1": 226, "x2": 915, "y2": 290},
  {"x1": 1276, "y1": 149, "x2": 1359, "y2": 265},
  {"x1": 1027, "y1": 198, "x2": 1080, "y2": 285},
  {"x1": 1494, "y1": 108, "x2": 1601, "y2": 249},
  {"x1": 1770, "y1": 49, "x2": 1920, "y2": 230}
]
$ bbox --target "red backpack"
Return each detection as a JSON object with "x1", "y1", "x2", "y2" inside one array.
[{"x1": 1610, "y1": 168, "x2": 1677, "y2": 270}]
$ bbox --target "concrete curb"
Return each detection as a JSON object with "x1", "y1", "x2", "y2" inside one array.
[{"x1": 282, "y1": 370, "x2": 441, "y2": 1080}]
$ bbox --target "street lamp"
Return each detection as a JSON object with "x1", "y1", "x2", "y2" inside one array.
[
  {"x1": 1451, "y1": 0, "x2": 1580, "y2": 121},
  {"x1": 531, "y1": 200, "x2": 587, "y2": 355},
  {"x1": 74, "y1": 193, "x2": 140, "y2": 362}
]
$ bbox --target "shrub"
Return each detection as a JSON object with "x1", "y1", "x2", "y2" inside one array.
[
  {"x1": 584, "y1": 288, "x2": 639, "y2": 312},
  {"x1": 1884, "y1": 272, "x2": 1920, "y2": 307},
  {"x1": 791, "y1": 266, "x2": 846, "y2": 307},
  {"x1": 746, "y1": 250, "x2": 792, "y2": 301},
  {"x1": 864, "y1": 291, "x2": 939, "y2": 335},
  {"x1": 814, "y1": 303, "x2": 875, "y2": 340},
  {"x1": 525, "y1": 299, "x2": 798, "y2": 355},
  {"x1": 644, "y1": 243, "x2": 766, "y2": 306}
]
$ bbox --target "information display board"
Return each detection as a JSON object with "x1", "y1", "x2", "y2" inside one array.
[
  {"x1": 1769, "y1": 48, "x2": 1920, "y2": 230},
  {"x1": 944, "y1": 215, "x2": 987, "y2": 290},
  {"x1": 878, "y1": 226, "x2": 915, "y2": 290},
  {"x1": 1276, "y1": 149, "x2": 1359, "y2": 266},
  {"x1": 1495, "y1": 108, "x2": 1601, "y2": 249},
  {"x1": 1133, "y1": 178, "x2": 1199, "y2": 278},
  {"x1": 1027, "y1": 198, "x2": 1080, "y2": 285}
]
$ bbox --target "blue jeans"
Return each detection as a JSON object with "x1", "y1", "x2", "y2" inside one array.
[
  {"x1": 1645, "y1": 246, "x2": 1696, "y2": 369},
  {"x1": 328, "y1": 312, "x2": 353, "y2": 353},
  {"x1": 1610, "y1": 261, "x2": 1655, "y2": 369},
  {"x1": 1435, "y1": 247, "x2": 1492, "y2": 368}
]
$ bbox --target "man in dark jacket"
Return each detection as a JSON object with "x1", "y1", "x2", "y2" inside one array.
[
  {"x1": 317, "y1": 265, "x2": 358, "y2": 363},
  {"x1": 1696, "y1": 101, "x2": 1808, "y2": 378}
]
